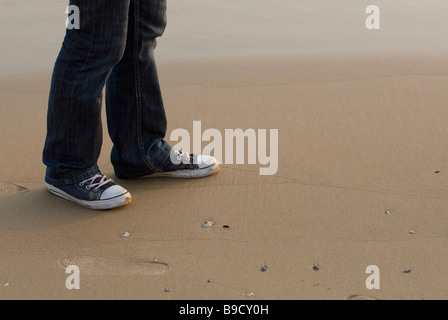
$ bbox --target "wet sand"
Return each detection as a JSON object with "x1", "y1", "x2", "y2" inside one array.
[
  {"x1": 2, "y1": 0, "x2": 448, "y2": 76},
  {"x1": 1, "y1": 51, "x2": 448, "y2": 299}
]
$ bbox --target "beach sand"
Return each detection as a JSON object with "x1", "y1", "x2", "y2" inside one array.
[{"x1": 1, "y1": 51, "x2": 448, "y2": 300}]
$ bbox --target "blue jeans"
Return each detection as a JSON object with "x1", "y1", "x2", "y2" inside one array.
[{"x1": 43, "y1": 0, "x2": 173, "y2": 186}]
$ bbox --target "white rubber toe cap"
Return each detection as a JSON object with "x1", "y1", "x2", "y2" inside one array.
[
  {"x1": 197, "y1": 155, "x2": 218, "y2": 169},
  {"x1": 101, "y1": 185, "x2": 129, "y2": 200}
]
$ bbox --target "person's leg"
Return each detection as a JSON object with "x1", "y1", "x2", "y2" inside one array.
[
  {"x1": 105, "y1": 0, "x2": 172, "y2": 179},
  {"x1": 43, "y1": 0, "x2": 132, "y2": 183},
  {"x1": 106, "y1": 0, "x2": 219, "y2": 179},
  {"x1": 43, "y1": 0, "x2": 132, "y2": 209}
]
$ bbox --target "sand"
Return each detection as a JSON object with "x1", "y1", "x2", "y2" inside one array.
[
  {"x1": 1, "y1": 50, "x2": 448, "y2": 300},
  {"x1": 2, "y1": 0, "x2": 448, "y2": 301}
]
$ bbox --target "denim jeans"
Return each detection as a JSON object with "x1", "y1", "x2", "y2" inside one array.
[{"x1": 43, "y1": 0, "x2": 173, "y2": 186}]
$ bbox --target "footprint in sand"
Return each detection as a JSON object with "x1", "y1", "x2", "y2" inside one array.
[
  {"x1": 0, "y1": 181, "x2": 29, "y2": 198},
  {"x1": 58, "y1": 256, "x2": 170, "y2": 276}
]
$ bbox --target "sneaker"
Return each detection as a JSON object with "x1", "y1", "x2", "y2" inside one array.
[
  {"x1": 46, "y1": 174, "x2": 132, "y2": 210},
  {"x1": 147, "y1": 150, "x2": 219, "y2": 178}
]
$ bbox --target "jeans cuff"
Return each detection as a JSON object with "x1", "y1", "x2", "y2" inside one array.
[
  {"x1": 113, "y1": 141, "x2": 173, "y2": 179},
  {"x1": 45, "y1": 164, "x2": 102, "y2": 186}
]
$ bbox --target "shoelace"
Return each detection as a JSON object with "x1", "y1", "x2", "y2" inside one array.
[
  {"x1": 79, "y1": 174, "x2": 112, "y2": 191},
  {"x1": 175, "y1": 150, "x2": 191, "y2": 162}
]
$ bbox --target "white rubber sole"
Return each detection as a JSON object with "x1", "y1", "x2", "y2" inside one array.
[
  {"x1": 46, "y1": 183, "x2": 132, "y2": 210},
  {"x1": 147, "y1": 163, "x2": 220, "y2": 179}
]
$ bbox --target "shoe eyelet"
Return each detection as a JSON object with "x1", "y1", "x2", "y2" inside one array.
[
  {"x1": 86, "y1": 186, "x2": 90, "y2": 190},
  {"x1": 79, "y1": 182, "x2": 84, "y2": 187}
]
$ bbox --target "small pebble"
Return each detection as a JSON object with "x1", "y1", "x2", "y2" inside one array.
[
  {"x1": 120, "y1": 232, "x2": 131, "y2": 238},
  {"x1": 164, "y1": 288, "x2": 171, "y2": 293},
  {"x1": 261, "y1": 266, "x2": 268, "y2": 272},
  {"x1": 409, "y1": 231, "x2": 415, "y2": 235},
  {"x1": 153, "y1": 258, "x2": 158, "y2": 263},
  {"x1": 2, "y1": 283, "x2": 9, "y2": 287},
  {"x1": 222, "y1": 225, "x2": 231, "y2": 229},
  {"x1": 313, "y1": 266, "x2": 320, "y2": 271},
  {"x1": 403, "y1": 270, "x2": 412, "y2": 274},
  {"x1": 201, "y1": 221, "x2": 214, "y2": 228},
  {"x1": 385, "y1": 210, "x2": 390, "y2": 215},
  {"x1": 435, "y1": 171, "x2": 440, "y2": 174},
  {"x1": 245, "y1": 293, "x2": 254, "y2": 297}
]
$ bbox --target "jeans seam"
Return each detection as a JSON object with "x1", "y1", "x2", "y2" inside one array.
[
  {"x1": 68, "y1": 1, "x2": 97, "y2": 155},
  {"x1": 134, "y1": 0, "x2": 159, "y2": 173}
]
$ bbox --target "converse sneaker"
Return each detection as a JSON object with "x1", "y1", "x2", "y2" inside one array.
[
  {"x1": 147, "y1": 150, "x2": 219, "y2": 178},
  {"x1": 46, "y1": 174, "x2": 132, "y2": 210}
]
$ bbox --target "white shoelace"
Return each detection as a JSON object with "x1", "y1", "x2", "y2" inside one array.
[
  {"x1": 79, "y1": 174, "x2": 112, "y2": 191},
  {"x1": 175, "y1": 150, "x2": 191, "y2": 162}
]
